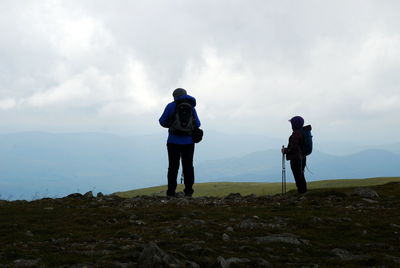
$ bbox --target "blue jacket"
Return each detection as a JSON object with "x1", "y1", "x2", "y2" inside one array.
[{"x1": 159, "y1": 94, "x2": 201, "y2": 144}]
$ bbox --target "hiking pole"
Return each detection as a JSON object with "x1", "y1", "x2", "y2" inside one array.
[
  {"x1": 281, "y1": 145, "x2": 286, "y2": 195},
  {"x1": 180, "y1": 155, "x2": 184, "y2": 184}
]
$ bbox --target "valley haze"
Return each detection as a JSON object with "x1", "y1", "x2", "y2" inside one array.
[{"x1": 0, "y1": 131, "x2": 399, "y2": 200}]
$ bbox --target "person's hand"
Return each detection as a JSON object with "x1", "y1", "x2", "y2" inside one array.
[{"x1": 281, "y1": 147, "x2": 285, "y2": 154}]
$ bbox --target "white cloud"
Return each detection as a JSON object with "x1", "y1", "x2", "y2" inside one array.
[
  {"x1": 0, "y1": 0, "x2": 399, "y2": 143},
  {"x1": 0, "y1": 98, "x2": 16, "y2": 110}
]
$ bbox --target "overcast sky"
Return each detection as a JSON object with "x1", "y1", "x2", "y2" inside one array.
[{"x1": 0, "y1": 0, "x2": 399, "y2": 144}]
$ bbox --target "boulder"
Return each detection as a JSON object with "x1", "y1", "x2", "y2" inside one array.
[
  {"x1": 83, "y1": 191, "x2": 93, "y2": 199},
  {"x1": 214, "y1": 256, "x2": 251, "y2": 268},
  {"x1": 138, "y1": 242, "x2": 181, "y2": 268},
  {"x1": 224, "y1": 193, "x2": 242, "y2": 199},
  {"x1": 256, "y1": 233, "x2": 309, "y2": 245},
  {"x1": 13, "y1": 259, "x2": 40, "y2": 268},
  {"x1": 239, "y1": 218, "x2": 258, "y2": 230},
  {"x1": 354, "y1": 188, "x2": 379, "y2": 198},
  {"x1": 331, "y1": 248, "x2": 367, "y2": 261},
  {"x1": 67, "y1": 193, "x2": 83, "y2": 198}
]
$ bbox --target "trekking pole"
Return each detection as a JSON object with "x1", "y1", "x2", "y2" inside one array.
[
  {"x1": 180, "y1": 155, "x2": 184, "y2": 184},
  {"x1": 281, "y1": 145, "x2": 286, "y2": 195}
]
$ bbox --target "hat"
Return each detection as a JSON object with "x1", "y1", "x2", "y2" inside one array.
[
  {"x1": 289, "y1": 116, "x2": 304, "y2": 130},
  {"x1": 172, "y1": 88, "x2": 187, "y2": 100}
]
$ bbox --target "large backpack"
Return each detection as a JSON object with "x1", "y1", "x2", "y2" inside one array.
[
  {"x1": 169, "y1": 101, "x2": 194, "y2": 135},
  {"x1": 301, "y1": 126, "x2": 313, "y2": 156}
]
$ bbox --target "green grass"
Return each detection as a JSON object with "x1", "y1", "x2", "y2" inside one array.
[{"x1": 115, "y1": 177, "x2": 400, "y2": 198}]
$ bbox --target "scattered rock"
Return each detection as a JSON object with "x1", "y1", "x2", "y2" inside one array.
[
  {"x1": 204, "y1": 232, "x2": 214, "y2": 238},
  {"x1": 266, "y1": 216, "x2": 288, "y2": 229},
  {"x1": 255, "y1": 257, "x2": 273, "y2": 267},
  {"x1": 192, "y1": 219, "x2": 206, "y2": 225},
  {"x1": 311, "y1": 217, "x2": 323, "y2": 224},
  {"x1": 184, "y1": 260, "x2": 200, "y2": 268},
  {"x1": 215, "y1": 256, "x2": 229, "y2": 268},
  {"x1": 226, "y1": 226, "x2": 234, "y2": 232},
  {"x1": 138, "y1": 242, "x2": 181, "y2": 268},
  {"x1": 226, "y1": 257, "x2": 251, "y2": 266},
  {"x1": 175, "y1": 192, "x2": 185, "y2": 198},
  {"x1": 239, "y1": 218, "x2": 258, "y2": 230},
  {"x1": 390, "y1": 223, "x2": 400, "y2": 229},
  {"x1": 222, "y1": 233, "x2": 230, "y2": 241},
  {"x1": 44, "y1": 207, "x2": 54, "y2": 210},
  {"x1": 256, "y1": 233, "x2": 310, "y2": 245},
  {"x1": 129, "y1": 215, "x2": 139, "y2": 223},
  {"x1": 214, "y1": 256, "x2": 251, "y2": 268},
  {"x1": 182, "y1": 243, "x2": 203, "y2": 252},
  {"x1": 13, "y1": 259, "x2": 40, "y2": 268},
  {"x1": 177, "y1": 198, "x2": 190, "y2": 206},
  {"x1": 362, "y1": 198, "x2": 379, "y2": 204},
  {"x1": 96, "y1": 192, "x2": 104, "y2": 198},
  {"x1": 25, "y1": 230, "x2": 34, "y2": 237},
  {"x1": 384, "y1": 254, "x2": 400, "y2": 264},
  {"x1": 224, "y1": 193, "x2": 241, "y2": 199},
  {"x1": 354, "y1": 188, "x2": 379, "y2": 199},
  {"x1": 331, "y1": 248, "x2": 368, "y2": 261},
  {"x1": 164, "y1": 228, "x2": 178, "y2": 236},
  {"x1": 106, "y1": 218, "x2": 119, "y2": 224},
  {"x1": 362, "y1": 230, "x2": 368, "y2": 235},
  {"x1": 341, "y1": 217, "x2": 352, "y2": 222},
  {"x1": 130, "y1": 220, "x2": 146, "y2": 226}
]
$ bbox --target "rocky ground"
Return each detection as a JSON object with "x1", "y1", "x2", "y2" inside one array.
[{"x1": 0, "y1": 183, "x2": 399, "y2": 267}]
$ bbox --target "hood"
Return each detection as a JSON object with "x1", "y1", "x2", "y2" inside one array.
[
  {"x1": 290, "y1": 116, "x2": 304, "y2": 130},
  {"x1": 175, "y1": 94, "x2": 196, "y2": 107}
]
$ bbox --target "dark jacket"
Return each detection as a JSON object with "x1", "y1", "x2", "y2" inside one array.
[
  {"x1": 159, "y1": 94, "x2": 201, "y2": 145},
  {"x1": 284, "y1": 125, "x2": 312, "y2": 160}
]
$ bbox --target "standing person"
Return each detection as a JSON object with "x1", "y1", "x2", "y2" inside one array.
[
  {"x1": 159, "y1": 88, "x2": 201, "y2": 197},
  {"x1": 281, "y1": 116, "x2": 312, "y2": 194}
]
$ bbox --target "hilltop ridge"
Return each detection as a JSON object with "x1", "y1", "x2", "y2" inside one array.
[{"x1": 116, "y1": 177, "x2": 400, "y2": 198}]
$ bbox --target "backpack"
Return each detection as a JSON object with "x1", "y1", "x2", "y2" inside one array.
[
  {"x1": 301, "y1": 126, "x2": 313, "y2": 156},
  {"x1": 169, "y1": 101, "x2": 194, "y2": 135}
]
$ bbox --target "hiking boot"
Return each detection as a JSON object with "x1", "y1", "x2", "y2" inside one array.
[{"x1": 166, "y1": 192, "x2": 176, "y2": 198}]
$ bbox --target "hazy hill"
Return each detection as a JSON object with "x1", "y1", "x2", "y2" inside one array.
[
  {"x1": 0, "y1": 131, "x2": 399, "y2": 199},
  {"x1": 0, "y1": 131, "x2": 280, "y2": 199},
  {"x1": 196, "y1": 149, "x2": 400, "y2": 182}
]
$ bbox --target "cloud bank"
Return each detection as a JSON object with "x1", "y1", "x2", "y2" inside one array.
[{"x1": 1, "y1": 0, "x2": 399, "y2": 143}]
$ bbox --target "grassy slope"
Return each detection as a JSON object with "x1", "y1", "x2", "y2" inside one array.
[{"x1": 116, "y1": 177, "x2": 400, "y2": 198}]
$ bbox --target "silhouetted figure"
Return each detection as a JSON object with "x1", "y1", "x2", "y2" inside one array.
[
  {"x1": 159, "y1": 88, "x2": 201, "y2": 197},
  {"x1": 282, "y1": 116, "x2": 312, "y2": 194}
]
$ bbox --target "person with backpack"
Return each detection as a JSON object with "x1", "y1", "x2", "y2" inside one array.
[
  {"x1": 159, "y1": 88, "x2": 201, "y2": 197},
  {"x1": 281, "y1": 116, "x2": 312, "y2": 194}
]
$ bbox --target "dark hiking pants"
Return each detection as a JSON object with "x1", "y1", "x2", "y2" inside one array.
[
  {"x1": 167, "y1": 143, "x2": 195, "y2": 196},
  {"x1": 290, "y1": 158, "x2": 307, "y2": 193}
]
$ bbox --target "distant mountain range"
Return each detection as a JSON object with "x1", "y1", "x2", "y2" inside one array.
[
  {"x1": 196, "y1": 149, "x2": 400, "y2": 182},
  {"x1": 0, "y1": 132, "x2": 399, "y2": 199}
]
